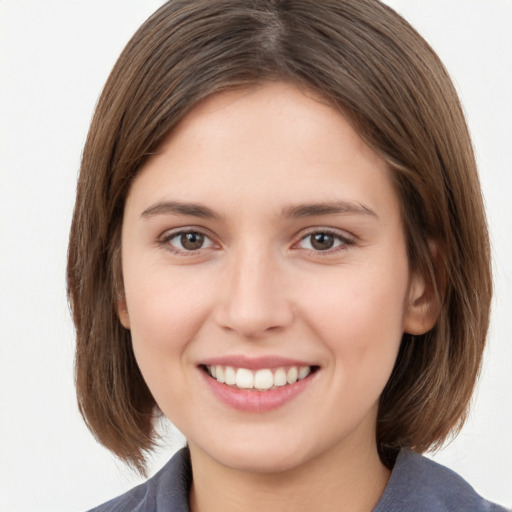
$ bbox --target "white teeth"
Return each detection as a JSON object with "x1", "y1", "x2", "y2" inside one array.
[
  {"x1": 287, "y1": 366, "x2": 298, "y2": 384},
  {"x1": 254, "y1": 369, "x2": 273, "y2": 390},
  {"x1": 274, "y1": 368, "x2": 287, "y2": 387},
  {"x1": 298, "y1": 366, "x2": 311, "y2": 380},
  {"x1": 216, "y1": 366, "x2": 225, "y2": 383},
  {"x1": 236, "y1": 368, "x2": 254, "y2": 389},
  {"x1": 225, "y1": 366, "x2": 236, "y2": 385},
  {"x1": 206, "y1": 364, "x2": 314, "y2": 391}
]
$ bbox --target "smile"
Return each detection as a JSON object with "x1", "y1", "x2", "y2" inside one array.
[
  {"x1": 204, "y1": 365, "x2": 314, "y2": 391},
  {"x1": 199, "y1": 357, "x2": 320, "y2": 411}
]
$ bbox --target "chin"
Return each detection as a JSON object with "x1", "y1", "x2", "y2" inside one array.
[
  {"x1": 193, "y1": 432, "x2": 313, "y2": 475},
  {"x1": 221, "y1": 447, "x2": 306, "y2": 474}
]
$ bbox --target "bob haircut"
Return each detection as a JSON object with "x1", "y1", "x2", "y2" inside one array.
[{"x1": 68, "y1": 0, "x2": 492, "y2": 474}]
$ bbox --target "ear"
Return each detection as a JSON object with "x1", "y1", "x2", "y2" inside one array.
[
  {"x1": 403, "y1": 269, "x2": 440, "y2": 335},
  {"x1": 117, "y1": 294, "x2": 131, "y2": 329},
  {"x1": 404, "y1": 240, "x2": 446, "y2": 335},
  {"x1": 112, "y1": 242, "x2": 130, "y2": 329}
]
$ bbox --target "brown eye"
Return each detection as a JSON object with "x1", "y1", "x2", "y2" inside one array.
[
  {"x1": 310, "y1": 233, "x2": 335, "y2": 250},
  {"x1": 165, "y1": 230, "x2": 213, "y2": 253},
  {"x1": 297, "y1": 231, "x2": 352, "y2": 252},
  {"x1": 180, "y1": 232, "x2": 205, "y2": 250}
]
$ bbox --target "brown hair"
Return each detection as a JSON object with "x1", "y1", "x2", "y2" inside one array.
[{"x1": 67, "y1": 0, "x2": 492, "y2": 473}]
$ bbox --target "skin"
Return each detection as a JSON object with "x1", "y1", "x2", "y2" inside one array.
[{"x1": 118, "y1": 82, "x2": 436, "y2": 512}]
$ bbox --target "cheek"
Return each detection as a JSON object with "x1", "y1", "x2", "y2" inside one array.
[
  {"x1": 123, "y1": 271, "x2": 214, "y2": 427},
  {"x1": 299, "y1": 260, "x2": 408, "y2": 375},
  {"x1": 123, "y1": 269, "x2": 209, "y2": 384}
]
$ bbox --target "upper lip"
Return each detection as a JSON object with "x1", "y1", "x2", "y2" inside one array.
[{"x1": 199, "y1": 355, "x2": 317, "y2": 370}]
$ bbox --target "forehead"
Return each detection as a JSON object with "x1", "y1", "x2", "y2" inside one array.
[
  {"x1": 167, "y1": 82, "x2": 375, "y2": 164},
  {"x1": 127, "y1": 82, "x2": 399, "y2": 223}
]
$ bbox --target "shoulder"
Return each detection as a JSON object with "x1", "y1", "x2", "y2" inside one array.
[
  {"x1": 86, "y1": 448, "x2": 192, "y2": 512},
  {"x1": 374, "y1": 449, "x2": 509, "y2": 512}
]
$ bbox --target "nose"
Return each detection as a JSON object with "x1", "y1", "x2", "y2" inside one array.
[{"x1": 213, "y1": 246, "x2": 294, "y2": 339}]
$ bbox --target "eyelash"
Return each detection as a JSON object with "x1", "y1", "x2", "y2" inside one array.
[
  {"x1": 159, "y1": 228, "x2": 355, "y2": 256},
  {"x1": 295, "y1": 229, "x2": 355, "y2": 255},
  {"x1": 160, "y1": 230, "x2": 216, "y2": 256}
]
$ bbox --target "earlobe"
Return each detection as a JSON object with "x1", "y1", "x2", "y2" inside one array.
[
  {"x1": 403, "y1": 271, "x2": 440, "y2": 335},
  {"x1": 113, "y1": 250, "x2": 130, "y2": 329},
  {"x1": 404, "y1": 241, "x2": 445, "y2": 335},
  {"x1": 117, "y1": 296, "x2": 131, "y2": 329}
]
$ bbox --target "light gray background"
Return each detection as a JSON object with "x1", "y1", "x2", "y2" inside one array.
[{"x1": 0, "y1": 1, "x2": 511, "y2": 511}]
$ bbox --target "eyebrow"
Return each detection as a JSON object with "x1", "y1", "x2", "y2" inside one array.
[
  {"x1": 141, "y1": 201, "x2": 220, "y2": 220},
  {"x1": 140, "y1": 199, "x2": 378, "y2": 221},
  {"x1": 281, "y1": 201, "x2": 378, "y2": 219}
]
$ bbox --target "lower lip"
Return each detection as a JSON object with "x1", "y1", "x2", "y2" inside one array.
[{"x1": 200, "y1": 369, "x2": 315, "y2": 412}]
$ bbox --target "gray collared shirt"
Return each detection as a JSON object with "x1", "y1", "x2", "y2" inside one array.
[{"x1": 88, "y1": 448, "x2": 509, "y2": 511}]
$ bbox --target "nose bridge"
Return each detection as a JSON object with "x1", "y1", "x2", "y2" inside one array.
[{"x1": 216, "y1": 241, "x2": 293, "y2": 337}]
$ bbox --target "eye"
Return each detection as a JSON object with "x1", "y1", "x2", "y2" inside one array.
[
  {"x1": 297, "y1": 231, "x2": 353, "y2": 252},
  {"x1": 163, "y1": 230, "x2": 214, "y2": 253}
]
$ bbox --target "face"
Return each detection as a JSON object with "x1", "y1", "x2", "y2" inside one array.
[{"x1": 118, "y1": 82, "x2": 428, "y2": 474}]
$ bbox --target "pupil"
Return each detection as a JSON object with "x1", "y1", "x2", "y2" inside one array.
[
  {"x1": 181, "y1": 232, "x2": 204, "y2": 250},
  {"x1": 311, "y1": 233, "x2": 334, "y2": 250}
]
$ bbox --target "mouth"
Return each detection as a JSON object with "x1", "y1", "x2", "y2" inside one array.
[{"x1": 200, "y1": 364, "x2": 319, "y2": 391}]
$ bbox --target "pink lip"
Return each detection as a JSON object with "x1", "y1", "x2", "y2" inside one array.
[
  {"x1": 198, "y1": 365, "x2": 317, "y2": 413},
  {"x1": 200, "y1": 355, "x2": 314, "y2": 370}
]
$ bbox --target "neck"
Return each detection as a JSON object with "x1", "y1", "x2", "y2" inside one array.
[{"x1": 188, "y1": 438, "x2": 390, "y2": 512}]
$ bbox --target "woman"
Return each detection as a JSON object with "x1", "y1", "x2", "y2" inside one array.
[{"x1": 67, "y1": 1, "x2": 508, "y2": 510}]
